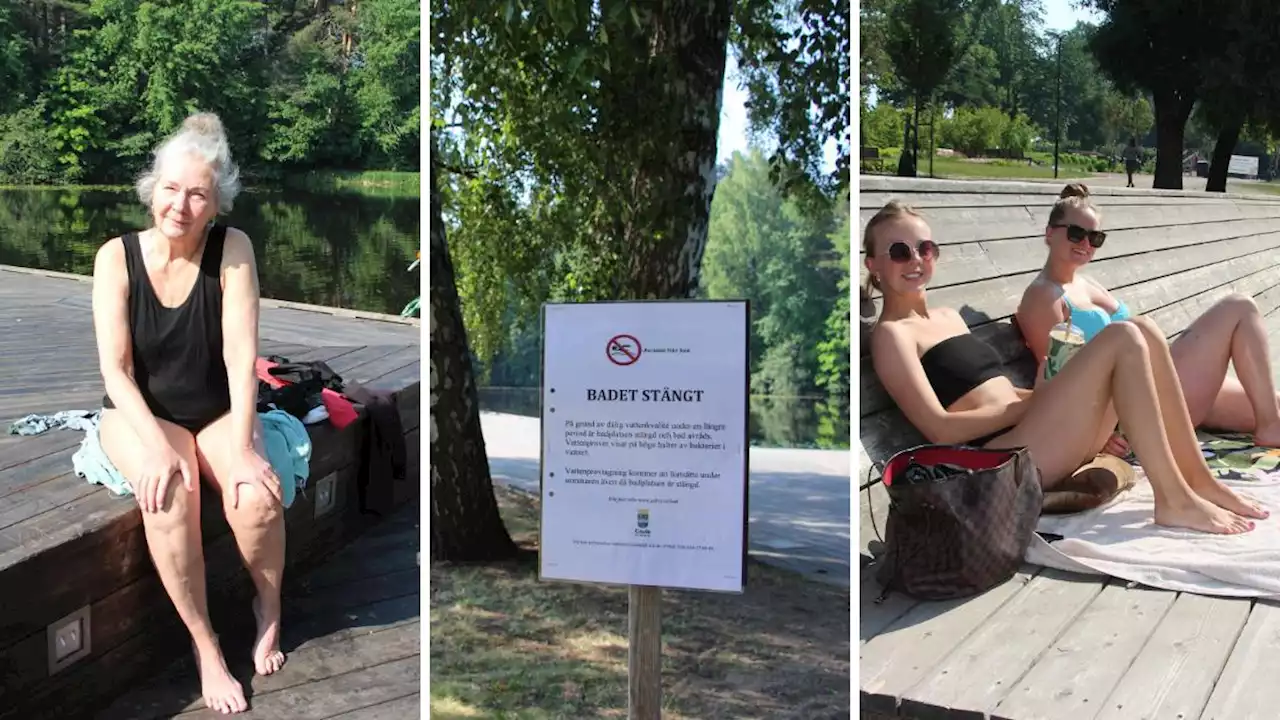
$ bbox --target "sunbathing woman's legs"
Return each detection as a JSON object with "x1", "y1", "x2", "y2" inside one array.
[
  {"x1": 195, "y1": 413, "x2": 287, "y2": 678},
  {"x1": 1168, "y1": 293, "x2": 1280, "y2": 445},
  {"x1": 1127, "y1": 314, "x2": 1268, "y2": 519},
  {"x1": 986, "y1": 322, "x2": 1254, "y2": 534},
  {"x1": 98, "y1": 410, "x2": 247, "y2": 714}
]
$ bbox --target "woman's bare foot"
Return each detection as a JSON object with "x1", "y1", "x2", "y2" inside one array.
[
  {"x1": 193, "y1": 640, "x2": 247, "y2": 714},
  {"x1": 1154, "y1": 495, "x2": 1254, "y2": 534},
  {"x1": 252, "y1": 596, "x2": 286, "y2": 676},
  {"x1": 1251, "y1": 419, "x2": 1280, "y2": 448},
  {"x1": 1187, "y1": 473, "x2": 1270, "y2": 520}
]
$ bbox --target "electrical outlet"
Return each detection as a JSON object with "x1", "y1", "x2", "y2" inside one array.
[
  {"x1": 314, "y1": 472, "x2": 338, "y2": 518},
  {"x1": 47, "y1": 606, "x2": 91, "y2": 675}
]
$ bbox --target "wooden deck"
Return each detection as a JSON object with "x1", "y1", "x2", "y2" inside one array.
[
  {"x1": 98, "y1": 500, "x2": 420, "y2": 719},
  {"x1": 0, "y1": 267, "x2": 421, "y2": 719},
  {"x1": 860, "y1": 178, "x2": 1280, "y2": 719}
]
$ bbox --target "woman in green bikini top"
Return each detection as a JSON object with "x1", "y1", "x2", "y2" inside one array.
[{"x1": 1016, "y1": 183, "x2": 1280, "y2": 450}]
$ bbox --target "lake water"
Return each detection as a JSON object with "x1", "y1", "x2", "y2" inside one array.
[
  {"x1": 0, "y1": 187, "x2": 420, "y2": 315},
  {"x1": 478, "y1": 387, "x2": 850, "y2": 450}
]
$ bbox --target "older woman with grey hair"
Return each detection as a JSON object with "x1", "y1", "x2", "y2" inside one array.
[{"x1": 92, "y1": 112, "x2": 284, "y2": 714}]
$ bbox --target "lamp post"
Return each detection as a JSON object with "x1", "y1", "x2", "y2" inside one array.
[{"x1": 1048, "y1": 31, "x2": 1063, "y2": 179}]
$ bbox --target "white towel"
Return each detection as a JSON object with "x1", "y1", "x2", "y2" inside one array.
[{"x1": 1025, "y1": 471, "x2": 1280, "y2": 598}]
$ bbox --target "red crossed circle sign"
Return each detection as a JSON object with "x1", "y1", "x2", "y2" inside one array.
[{"x1": 606, "y1": 334, "x2": 642, "y2": 366}]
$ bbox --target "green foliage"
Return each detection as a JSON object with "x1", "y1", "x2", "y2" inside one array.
[
  {"x1": 939, "y1": 106, "x2": 1038, "y2": 156},
  {"x1": 733, "y1": 0, "x2": 852, "y2": 192},
  {"x1": 0, "y1": 0, "x2": 420, "y2": 185},
  {"x1": 435, "y1": 0, "x2": 848, "y2": 364},
  {"x1": 862, "y1": 103, "x2": 905, "y2": 149},
  {"x1": 0, "y1": 102, "x2": 61, "y2": 184},
  {"x1": 885, "y1": 0, "x2": 981, "y2": 104},
  {"x1": 701, "y1": 151, "x2": 841, "y2": 397}
]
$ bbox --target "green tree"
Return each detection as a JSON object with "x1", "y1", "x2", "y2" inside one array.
[
  {"x1": 1195, "y1": 0, "x2": 1280, "y2": 192},
  {"x1": 350, "y1": 0, "x2": 421, "y2": 168},
  {"x1": 702, "y1": 150, "x2": 839, "y2": 397},
  {"x1": 431, "y1": 0, "x2": 849, "y2": 557},
  {"x1": 1086, "y1": 0, "x2": 1231, "y2": 189},
  {"x1": 0, "y1": 0, "x2": 419, "y2": 185},
  {"x1": 885, "y1": 0, "x2": 986, "y2": 173}
]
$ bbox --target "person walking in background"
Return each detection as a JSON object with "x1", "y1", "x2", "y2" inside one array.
[{"x1": 1123, "y1": 137, "x2": 1141, "y2": 187}]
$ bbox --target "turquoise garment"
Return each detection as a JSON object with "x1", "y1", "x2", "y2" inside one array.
[
  {"x1": 1063, "y1": 296, "x2": 1132, "y2": 341},
  {"x1": 260, "y1": 409, "x2": 312, "y2": 508},
  {"x1": 61, "y1": 408, "x2": 313, "y2": 508}
]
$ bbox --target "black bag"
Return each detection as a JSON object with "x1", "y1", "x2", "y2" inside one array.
[{"x1": 872, "y1": 444, "x2": 1043, "y2": 601}]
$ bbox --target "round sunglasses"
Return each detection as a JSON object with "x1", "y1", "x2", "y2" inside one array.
[
  {"x1": 1052, "y1": 223, "x2": 1107, "y2": 248},
  {"x1": 887, "y1": 240, "x2": 940, "y2": 263}
]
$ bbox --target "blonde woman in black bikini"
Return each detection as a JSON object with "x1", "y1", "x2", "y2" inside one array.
[{"x1": 864, "y1": 201, "x2": 1267, "y2": 534}]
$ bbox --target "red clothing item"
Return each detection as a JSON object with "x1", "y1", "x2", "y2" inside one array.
[{"x1": 255, "y1": 357, "x2": 360, "y2": 429}]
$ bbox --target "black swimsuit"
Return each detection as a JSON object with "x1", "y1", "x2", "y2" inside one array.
[
  {"x1": 102, "y1": 226, "x2": 232, "y2": 433},
  {"x1": 919, "y1": 334, "x2": 1012, "y2": 445}
]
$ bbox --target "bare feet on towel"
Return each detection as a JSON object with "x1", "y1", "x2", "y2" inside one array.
[
  {"x1": 193, "y1": 640, "x2": 247, "y2": 714},
  {"x1": 1155, "y1": 494, "x2": 1254, "y2": 534},
  {"x1": 252, "y1": 596, "x2": 286, "y2": 676},
  {"x1": 1188, "y1": 474, "x2": 1269, "y2": 520}
]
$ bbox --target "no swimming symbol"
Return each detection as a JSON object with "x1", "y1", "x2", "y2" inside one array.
[{"x1": 606, "y1": 334, "x2": 642, "y2": 366}]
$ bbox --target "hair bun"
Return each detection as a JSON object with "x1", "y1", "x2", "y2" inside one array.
[
  {"x1": 182, "y1": 112, "x2": 226, "y2": 139},
  {"x1": 1059, "y1": 183, "x2": 1091, "y2": 199}
]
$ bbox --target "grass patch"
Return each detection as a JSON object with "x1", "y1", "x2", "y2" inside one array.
[
  {"x1": 430, "y1": 484, "x2": 851, "y2": 719},
  {"x1": 1230, "y1": 181, "x2": 1280, "y2": 197},
  {"x1": 280, "y1": 170, "x2": 420, "y2": 197},
  {"x1": 866, "y1": 149, "x2": 1092, "y2": 180}
]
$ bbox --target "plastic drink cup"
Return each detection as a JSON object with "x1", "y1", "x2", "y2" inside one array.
[{"x1": 1044, "y1": 322, "x2": 1086, "y2": 380}]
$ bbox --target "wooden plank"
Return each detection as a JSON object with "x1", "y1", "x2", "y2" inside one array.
[
  {"x1": 861, "y1": 566, "x2": 1041, "y2": 715},
  {"x1": 174, "y1": 656, "x2": 419, "y2": 719},
  {"x1": 920, "y1": 220, "x2": 1280, "y2": 289},
  {"x1": 1096, "y1": 593, "x2": 1251, "y2": 720},
  {"x1": 996, "y1": 584, "x2": 1177, "y2": 719},
  {"x1": 0, "y1": 473, "x2": 98, "y2": 531},
  {"x1": 329, "y1": 694, "x2": 420, "y2": 719},
  {"x1": 898, "y1": 571, "x2": 1107, "y2": 719},
  {"x1": 858, "y1": 562, "x2": 920, "y2": 643},
  {"x1": 1197, "y1": 600, "x2": 1280, "y2": 720},
  {"x1": 342, "y1": 346, "x2": 419, "y2": 387}
]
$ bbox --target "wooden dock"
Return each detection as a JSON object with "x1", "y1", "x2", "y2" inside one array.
[
  {"x1": 860, "y1": 178, "x2": 1280, "y2": 719},
  {"x1": 98, "y1": 500, "x2": 420, "y2": 719},
  {"x1": 0, "y1": 267, "x2": 421, "y2": 719}
]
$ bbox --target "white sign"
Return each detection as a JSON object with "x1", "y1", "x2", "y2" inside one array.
[
  {"x1": 539, "y1": 300, "x2": 749, "y2": 592},
  {"x1": 1229, "y1": 154, "x2": 1259, "y2": 177}
]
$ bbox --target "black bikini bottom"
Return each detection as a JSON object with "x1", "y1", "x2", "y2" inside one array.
[{"x1": 968, "y1": 426, "x2": 1015, "y2": 448}]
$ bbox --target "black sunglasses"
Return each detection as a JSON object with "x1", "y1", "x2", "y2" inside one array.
[
  {"x1": 1052, "y1": 223, "x2": 1107, "y2": 248},
  {"x1": 887, "y1": 240, "x2": 940, "y2": 263}
]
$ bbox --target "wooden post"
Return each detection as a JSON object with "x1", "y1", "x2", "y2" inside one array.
[{"x1": 628, "y1": 585, "x2": 662, "y2": 719}]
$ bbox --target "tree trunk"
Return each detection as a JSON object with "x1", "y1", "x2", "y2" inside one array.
[
  {"x1": 1152, "y1": 88, "x2": 1194, "y2": 190},
  {"x1": 1206, "y1": 117, "x2": 1242, "y2": 193},
  {"x1": 613, "y1": 0, "x2": 732, "y2": 299},
  {"x1": 429, "y1": 131, "x2": 518, "y2": 562}
]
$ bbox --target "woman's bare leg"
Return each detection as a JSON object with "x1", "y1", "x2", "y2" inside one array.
[
  {"x1": 196, "y1": 413, "x2": 287, "y2": 677},
  {"x1": 1128, "y1": 315, "x2": 1269, "y2": 518},
  {"x1": 988, "y1": 323, "x2": 1252, "y2": 533},
  {"x1": 99, "y1": 410, "x2": 247, "y2": 714},
  {"x1": 1169, "y1": 293, "x2": 1280, "y2": 444}
]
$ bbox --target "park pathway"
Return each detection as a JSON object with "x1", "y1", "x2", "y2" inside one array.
[{"x1": 481, "y1": 412, "x2": 851, "y2": 587}]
